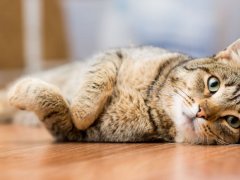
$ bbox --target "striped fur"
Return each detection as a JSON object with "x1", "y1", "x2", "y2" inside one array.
[{"x1": 3, "y1": 40, "x2": 240, "y2": 144}]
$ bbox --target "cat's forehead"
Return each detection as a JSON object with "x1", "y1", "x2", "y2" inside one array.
[
  {"x1": 208, "y1": 62, "x2": 240, "y2": 83},
  {"x1": 186, "y1": 58, "x2": 240, "y2": 79}
]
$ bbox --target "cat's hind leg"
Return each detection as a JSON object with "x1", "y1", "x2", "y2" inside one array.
[
  {"x1": 71, "y1": 51, "x2": 123, "y2": 130},
  {"x1": 8, "y1": 78, "x2": 81, "y2": 141}
]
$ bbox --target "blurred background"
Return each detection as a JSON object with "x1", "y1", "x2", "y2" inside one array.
[{"x1": 0, "y1": 0, "x2": 240, "y2": 87}]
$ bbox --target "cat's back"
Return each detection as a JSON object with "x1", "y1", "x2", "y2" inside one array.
[{"x1": 32, "y1": 46, "x2": 185, "y2": 99}]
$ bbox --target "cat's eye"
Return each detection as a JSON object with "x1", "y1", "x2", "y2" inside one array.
[
  {"x1": 225, "y1": 116, "x2": 240, "y2": 129},
  {"x1": 207, "y1": 76, "x2": 220, "y2": 93}
]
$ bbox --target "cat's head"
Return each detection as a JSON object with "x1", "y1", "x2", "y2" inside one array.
[{"x1": 167, "y1": 39, "x2": 240, "y2": 144}]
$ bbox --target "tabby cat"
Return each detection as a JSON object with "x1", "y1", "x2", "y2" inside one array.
[{"x1": 2, "y1": 39, "x2": 240, "y2": 145}]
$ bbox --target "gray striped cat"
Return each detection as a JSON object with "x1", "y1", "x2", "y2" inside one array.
[{"x1": 3, "y1": 39, "x2": 240, "y2": 144}]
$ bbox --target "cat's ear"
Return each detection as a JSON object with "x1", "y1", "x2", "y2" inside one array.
[{"x1": 216, "y1": 39, "x2": 240, "y2": 63}]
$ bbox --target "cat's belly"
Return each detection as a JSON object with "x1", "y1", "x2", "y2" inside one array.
[{"x1": 85, "y1": 89, "x2": 156, "y2": 142}]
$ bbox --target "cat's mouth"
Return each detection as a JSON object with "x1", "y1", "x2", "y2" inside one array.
[
  {"x1": 182, "y1": 108, "x2": 202, "y2": 131},
  {"x1": 173, "y1": 112, "x2": 199, "y2": 143},
  {"x1": 185, "y1": 103, "x2": 210, "y2": 125}
]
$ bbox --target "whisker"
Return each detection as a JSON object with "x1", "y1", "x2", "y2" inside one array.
[
  {"x1": 218, "y1": 124, "x2": 230, "y2": 144},
  {"x1": 195, "y1": 124, "x2": 201, "y2": 144},
  {"x1": 173, "y1": 86, "x2": 194, "y2": 103},
  {"x1": 174, "y1": 93, "x2": 196, "y2": 117},
  {"x1": 174, "y1": 90, "x2": 192, "y2": 106},
  {"x1": 194, "y1": 121, "x2": 202, "y2": 144},
  {"x1": 199, "y1": 124, "x2": 210, "y2": 144},
  {"x1": 158, "y1": 92, "x2": 174, "y2": 98},
  {"x1": 206, "y1": 125, "x2": 228, "y2": 145},
  {"x1": 194, "y1": 122, "x2": 201, "y2": 144}
]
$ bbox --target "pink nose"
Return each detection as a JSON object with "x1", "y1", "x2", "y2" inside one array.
[{"x1": 196, "y1": 107, "x2": 207, "y2": 119}]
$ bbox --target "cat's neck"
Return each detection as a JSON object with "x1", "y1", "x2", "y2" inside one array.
[{"x1": 143, "y1": 54, "x2": 190, "y2": 141}]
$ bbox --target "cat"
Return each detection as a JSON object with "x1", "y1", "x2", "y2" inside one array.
[{"x1": 2, "y1": 39, "x2": 240, "y2": 145}]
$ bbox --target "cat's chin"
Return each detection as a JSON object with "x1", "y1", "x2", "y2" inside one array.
[
  {"x1": 171, "y1": 106, "x2": 200, "y2": 143},
  {"x1": 174, "y1": 117, "x2": 215, "y2": 144},
  {"x1": 174, "y1": 115, "x2": 198, "y2": 143}
]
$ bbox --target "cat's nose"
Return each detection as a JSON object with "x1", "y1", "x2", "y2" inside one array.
[{"x1": 196, "y1": 107, "x2": 207, "y2": 119}]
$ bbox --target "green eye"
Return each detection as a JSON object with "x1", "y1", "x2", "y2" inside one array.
[
  {"x1": 208, "y1": 76, "x2": 220, "y2": 93},
  {"x1": 225, "y1": 116, "x2": 240, "y2": 129}
]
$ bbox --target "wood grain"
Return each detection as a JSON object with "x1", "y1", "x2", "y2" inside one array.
[{"x1": 0, "y1": 124, "x2": 240, "y2": 180}]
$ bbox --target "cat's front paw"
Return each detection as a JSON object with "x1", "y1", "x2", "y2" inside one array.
[
  {"x1": 8, "y1": 78, "x2": 40, "y2": 110},
  {"x1": 8, "y1": 78, "x2": 28, "y2": 110}
]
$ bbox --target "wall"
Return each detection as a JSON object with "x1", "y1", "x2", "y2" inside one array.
[{"x1": 0, "y1": 0, "x2": 69, "y2": 87}]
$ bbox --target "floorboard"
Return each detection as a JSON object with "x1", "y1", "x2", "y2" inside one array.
[{"x1": 0, "y1": 124, "x2": 240, "y2": 180}]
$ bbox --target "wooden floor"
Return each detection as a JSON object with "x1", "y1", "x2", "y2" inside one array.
[{"x1": 0, "y1": 125, "x2": 240, "y2": 180}]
